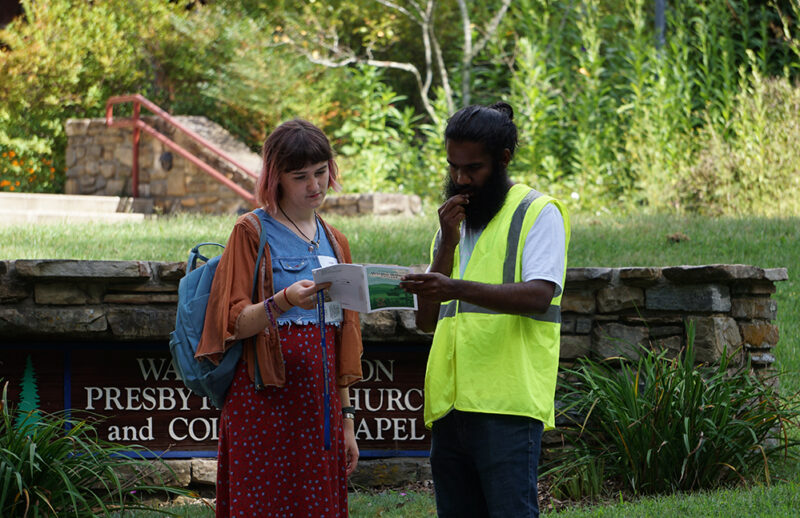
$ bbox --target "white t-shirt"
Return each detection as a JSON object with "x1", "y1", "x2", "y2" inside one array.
[{"x1": 458, "y1": 203, "x2": 566, "y2": 296}]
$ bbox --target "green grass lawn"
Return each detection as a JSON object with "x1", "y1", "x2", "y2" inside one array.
[
  {"x1": 3, "y1": 211, "x2": 799, "y2": 516},
  {"x1": 350, "y1": 480, "x2": 800, "y2": 517},
  {"x1": 547, "y1": 480, "x2": 800, "y2": 517},
  {"x1": 122, "y1": 480, "x2": 800, "y2": 517}
]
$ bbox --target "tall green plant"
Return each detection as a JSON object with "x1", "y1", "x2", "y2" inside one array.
[
  {"x1": 0, "y1": 382, "x2": 190, "y2": 517},
  {"x1": 674, "y1": 73, "x2": 800, "y2": 216},
  {"x1": 551, "y1": 323, "x2": 800, "y2": 497},
  {"x1": 569, "y1": 0, "x2": 622, "y2": 201},
  {"x1": 617, "y1": 0, "x2": 693, "y2": 207},
  {"x1": 511, "y1": 0, "x2": 629, "y2": 210},
  {"x1": 506, "y1": 0, "x2": 800, "y2": 214},
  {"x1": 510, "y1": 0, "x2": 579, "y2": 204},
  {"x1": 511, "y1": 36, "x2": 570, "y2": 196}
]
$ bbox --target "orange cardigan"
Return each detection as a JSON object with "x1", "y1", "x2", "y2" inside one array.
[{"x1": 195, "y1": 212, "x2": 363, "y2": 388}]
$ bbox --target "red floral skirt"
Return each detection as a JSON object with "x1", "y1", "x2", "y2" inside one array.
[{"x1": 215, "y1": 324, "x2": 346, "y2": 517}]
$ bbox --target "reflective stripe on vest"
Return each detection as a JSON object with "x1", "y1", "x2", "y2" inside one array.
[
  {"x1": 438, "y1": 299, "x2": 561, "y2": 323},
  {"x1": 503, "y1": 189, "x2": 541, "y2": 284}
]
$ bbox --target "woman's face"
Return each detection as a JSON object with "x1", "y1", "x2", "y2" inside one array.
[{"x1": 278, "y1": 160, "x2": 330, "y2": 211}]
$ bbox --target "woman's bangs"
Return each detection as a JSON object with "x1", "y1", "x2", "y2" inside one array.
[{"x1": 279, "y1": 135, "x2": 331, "y2": 173}]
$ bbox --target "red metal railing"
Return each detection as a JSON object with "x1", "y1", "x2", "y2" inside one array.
[{"x1": 105, "y1": 94, "x2": 258, "y2": 206}]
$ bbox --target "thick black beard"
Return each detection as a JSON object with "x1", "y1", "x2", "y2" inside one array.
[{"x1": 444, "y1": 164, "x2": 511, "y2": 231}]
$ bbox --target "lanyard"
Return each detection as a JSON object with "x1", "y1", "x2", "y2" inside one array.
[{"x1": 317, "y1": 289, "x2": 331, "y2": 451}]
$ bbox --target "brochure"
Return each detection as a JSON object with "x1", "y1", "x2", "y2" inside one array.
[{"x1": 312, "y1": 263, "x2": 418, "y2": 313}]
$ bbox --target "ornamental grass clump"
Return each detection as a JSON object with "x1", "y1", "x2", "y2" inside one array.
[
  {"x1": 550, "y1": 324, "x2": 800, "y2": 499},
  {"x1": 0, "y1": 382, "x2": 190, "y2": 517}
]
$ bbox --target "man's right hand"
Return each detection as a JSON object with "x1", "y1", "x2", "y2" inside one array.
[
  {"x1": 410, "y1": 193, "x2": 468, "y2": 333},
  {"x1": 438, "y1": 194, "x2": 469, "y2": 248}
]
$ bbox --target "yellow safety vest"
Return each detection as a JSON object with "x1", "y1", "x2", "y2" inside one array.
[{"x1": 424, "y1": 184, "x2": 570, "y2": 430}]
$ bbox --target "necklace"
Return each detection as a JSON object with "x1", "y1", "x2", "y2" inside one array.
[{"x1": 278, "y1": 203, "x2": 319, "y2": 250}]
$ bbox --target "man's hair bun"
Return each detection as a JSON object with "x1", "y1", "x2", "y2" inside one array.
[{"x1": 489, "y1": 102, "x2": 514, "y2": 121}]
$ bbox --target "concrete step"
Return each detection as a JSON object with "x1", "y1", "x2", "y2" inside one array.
[
  {"x1": 0, "y1": 209, "x2": 146, "y2": 225},
  {"x1": 0, "y1": 192, "x2": 151, "y2": 213},
  {"x1": 0, "y1": 192, "x2": 150, "y2": 225}
]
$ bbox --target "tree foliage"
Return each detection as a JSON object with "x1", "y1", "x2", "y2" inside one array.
[
  {"x1": 0, "y1": 0, "x2": 223, "y2": 191},
  {"x1": 2, "y1": 0, "x2": 800, "y2": 214}
]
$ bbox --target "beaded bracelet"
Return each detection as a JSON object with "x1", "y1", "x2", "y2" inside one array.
[
  {"x1": 263, "y1": 297, "x2": 278, "y2": 328},
  {"x1": 268, "y1": 297, "x2": 283, "y2": 316}
]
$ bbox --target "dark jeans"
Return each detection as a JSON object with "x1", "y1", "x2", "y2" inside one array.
[{"x1": 430, "y1": 410, "x2": 544, "y2": 518}]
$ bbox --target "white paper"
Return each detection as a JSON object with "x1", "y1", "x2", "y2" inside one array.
[
  {"x1": 313, "y1": 263, "x2": 418, "y2": 313},
  {"x1": 318, "y1": 255, "x2": 338, "y2": 268},
  {"x1": 313, "y1": 263, "x2": 370, "y2": 312}
]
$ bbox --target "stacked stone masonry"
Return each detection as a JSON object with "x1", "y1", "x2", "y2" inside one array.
[
  {"x1": 65, "y1": 117, "x2": 256, "y2": 214},
  {"x1": 64, "y1": 117, "x2": 421, "y2": 216},
  {"x1": 0, "y1": 261, "x2": 787, "y2": 488}
]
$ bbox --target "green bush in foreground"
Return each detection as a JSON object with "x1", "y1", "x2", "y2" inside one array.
[
  {"x1": 550, "y1": 324, "x2": 800, "y2": 499},
  {"x1": 0, "y1": 382, "x2": 189, "y2": 517}
]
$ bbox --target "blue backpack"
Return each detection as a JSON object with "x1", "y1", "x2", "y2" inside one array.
[{"x1": 169, "y1": 209, "x2": 268, "y2": 409}]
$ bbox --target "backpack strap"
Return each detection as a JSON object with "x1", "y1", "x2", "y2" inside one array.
[
  {"x1": 186, "y1": 242, "x2": 224, "y2": 273},
  {"x1": 249, "y1": 208, "x2": 270, "y2": 390}
]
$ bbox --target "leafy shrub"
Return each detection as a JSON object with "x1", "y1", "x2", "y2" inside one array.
[
  {"x1": 332, "y1": 68, "x2": 451, "y2": 199},
  {"x1": 404, "y1": 87, "x2": 450, "y2": 199},
  {"x1": 550, "y1": 323, "x2": 800, "y2": 498},
  {"x1": 0, "y1": 382, "x2": 189, "y2": 517},
  {"x1": 674, "y1": 73, "x2": 800, "y2": 216},
  {"x1": 333, "y1": 67, "x2": 420, "y2": 193}
]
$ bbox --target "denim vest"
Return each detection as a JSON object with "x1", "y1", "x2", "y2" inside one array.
[{"x1": 261, "y1": 212, "x2": 338, "y2": 325}]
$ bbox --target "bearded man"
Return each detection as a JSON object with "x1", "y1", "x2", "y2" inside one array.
[{"x1": 401, "y1": 102, "x2": 570, "y2": 518}]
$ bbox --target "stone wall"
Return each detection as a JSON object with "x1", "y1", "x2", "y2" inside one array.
[
  {"x1": 2, "y1": 261, "x2": 783, "y2": 360},
  {"x1": 64, "y1": 117, "x2": 422, "y2": 217},
  {"x1": 0, "y1": 260, "x2": 787, "y2": 489},
  {"x1": 558, "y1": 265, "x2": 784, "y2": 369},
  {"x1": 322, "y1": 192, "x2": 422, "y2": 216}
]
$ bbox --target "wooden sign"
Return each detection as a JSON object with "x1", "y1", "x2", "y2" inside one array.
[
  {"x1": 353, "y1": 346, "x2": 430, "y2": 454},
  {"x1": 1, "y1": 342, "x2": 430, "y2": 457}
]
